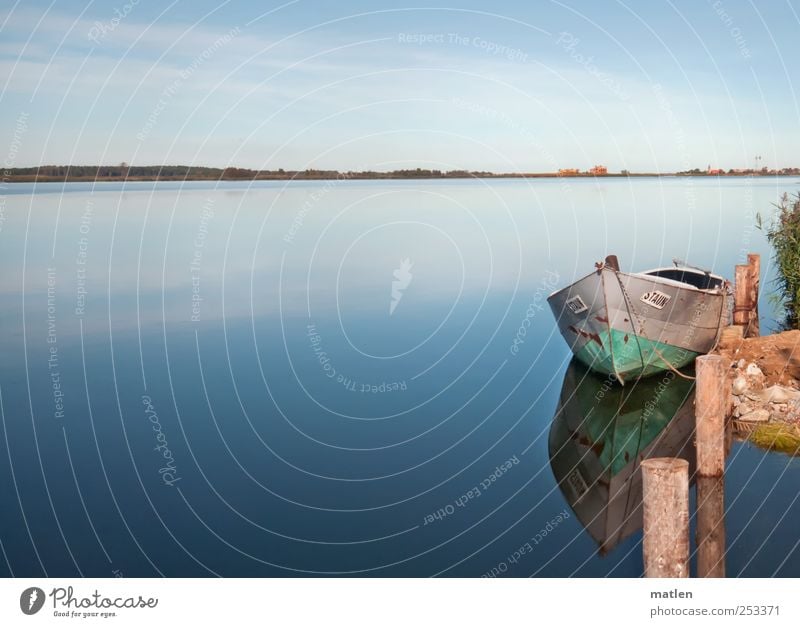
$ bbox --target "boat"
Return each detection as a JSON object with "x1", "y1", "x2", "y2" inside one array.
[
  {"x1": 547, "y1": 255, "x2": 729, "y2": 383},
  {"x1": 548, "y1": 359, "x2": 696, "y2": 555}
]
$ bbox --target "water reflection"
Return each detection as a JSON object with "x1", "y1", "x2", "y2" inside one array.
[{"x1": 548, "y1": 360, "x2": 697, "y2": 555}]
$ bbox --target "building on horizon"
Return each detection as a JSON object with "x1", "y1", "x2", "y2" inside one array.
[{"x1": 589, "y1": 165, "x2": 608, "y2": 175}]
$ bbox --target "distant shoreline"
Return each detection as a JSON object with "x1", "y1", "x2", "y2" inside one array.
[{"x1": 3, "y1": 166, "x2": 800, "y2": 183}]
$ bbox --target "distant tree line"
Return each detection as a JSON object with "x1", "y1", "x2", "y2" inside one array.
[
  {"x1": 4, "y1": 164, "x2": 506, "y2": 181},
  {"x1": 6, "y1": 164, "x2": 800, "y2": 182},
  {"x1": 676, "y1": 167, "x2": 800, "y2": 176},
  {"x1": 7, "y1": 164, "x2": 226, "y2": 179}
]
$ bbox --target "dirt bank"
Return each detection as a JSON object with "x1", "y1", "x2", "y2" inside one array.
[
  {"x1": 714, "y1": 328, "x2": 800, "y2": 454},
  {"x1": 716, "y1": 329, "x2": 800, "y2": 387}
]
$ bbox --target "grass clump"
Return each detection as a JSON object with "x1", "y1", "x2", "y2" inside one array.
[
  {"x1": 759, "y1": 192, "x2": 800, "y2": 329},
  {"x1": 748, "y1": 422, "x2": 800, "y2": 456}
]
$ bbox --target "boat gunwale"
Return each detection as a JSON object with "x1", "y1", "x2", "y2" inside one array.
[{"x1": 547, "y1": 264, "x2": 727, "y2": 300}]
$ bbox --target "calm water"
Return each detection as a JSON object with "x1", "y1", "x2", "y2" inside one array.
[{"x1": 0, "y1": 177, "x2": 798, "y2": 577}]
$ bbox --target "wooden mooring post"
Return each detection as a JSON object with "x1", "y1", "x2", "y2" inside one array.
[
  {"x1": 696, "y1": 355, "x2": 727, "y2": 477},
  {"x1": 747, "y1": 253, "x2": 760, "y2": 338},
  {"x1": 733, "y1": 254, "x2": 760, "y2": 338},
  {"x1": 696, "y1": 476, "x2": 726, "y2": 578},
  {"x1": 642, "y1": 458, "x2": 690, "y2": 578},
  {"x1": 695, "y1": 354, "x2": 728, "y2": 577}
]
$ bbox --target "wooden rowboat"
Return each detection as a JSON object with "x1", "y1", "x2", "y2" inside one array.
[{"x1": 547, "y1": 256, "x2": 729, "y2": 383}]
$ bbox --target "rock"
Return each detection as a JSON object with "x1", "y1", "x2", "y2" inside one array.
[
  {"x1": 737, "y1": 359, "x2": 746, "y2": 369},
  {"x1": 732, "y1": 395, "x2": 741, "y2": 407},
  {"x1": 738, "y1": 408, "x2": 771, "y2": 422},
  {"x1": 756, "y1": 385, "x2": 800, "y2": 404},
  {"x1": 737, "y1": 402, "x2": 754, "y2": 416},
  {"x1": 745, "y1": 363, "x2": 763, "y2": 377},
  {"x1": 742, "y1": 363, "x2": 766, "y2": 391},
  {"x1": 732, "y1": 377, "x2": 749, "y2": 395}
]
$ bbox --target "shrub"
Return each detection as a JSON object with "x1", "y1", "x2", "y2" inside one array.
[{"x1": 761, "y1": 193, "x2": 800, "y2": 329}]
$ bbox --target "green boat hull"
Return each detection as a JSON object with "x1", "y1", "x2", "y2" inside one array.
[{"x1": 573, "y1": 326, "x2": 698, "y2": 381}]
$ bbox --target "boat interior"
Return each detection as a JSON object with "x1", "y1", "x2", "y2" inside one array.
[{"x1": 641, "y1": 267, "x2": 724, "y2": 290}]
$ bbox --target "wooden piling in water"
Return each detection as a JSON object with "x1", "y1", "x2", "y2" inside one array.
[
  {"x1": 696, "y1": 476, "x2": 726, "y2": 578},
  {"x1": 733, "y1": 255, "x2": 761, "y2": 338},
  {"x1": 694, "y1": 354, "x2": 728, "y2": 577},
  {"x1": 696, "y1": 355, "x2": 727, "y2": 478},
  {"x1": 733, "y1": 264, "x2": 751, "y2": 329},
  {"x1": 747, "y1": 253, "x2": 760, "y2": 338},
  {"x1": 642, "y1": 458, "x2": 690, "y2": 578}
]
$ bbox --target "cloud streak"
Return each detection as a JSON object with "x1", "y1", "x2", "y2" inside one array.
[{"x1": 0, "y1": 2, "x2": 797, "y2": 171}]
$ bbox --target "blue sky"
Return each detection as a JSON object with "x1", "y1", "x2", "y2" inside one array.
[{"x1": 1, "y1": 0, "x2": 798, "y2": 171}]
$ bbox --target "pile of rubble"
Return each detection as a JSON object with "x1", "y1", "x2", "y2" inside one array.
[
  {"x1": 716, "y1": 329, "x2": 800, "y2": 453},
  {"x1": 730, "y1": 359, "x2": 800, "y2": 424}
]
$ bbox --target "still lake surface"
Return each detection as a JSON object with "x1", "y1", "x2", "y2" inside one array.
[{"x1": 0, "y1": 176, "x2": 798, "y2": 577}]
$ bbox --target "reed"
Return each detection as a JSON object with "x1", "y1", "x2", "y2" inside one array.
[{"x1": 760, "y1": 192, "x2": 800, "y2": 329}]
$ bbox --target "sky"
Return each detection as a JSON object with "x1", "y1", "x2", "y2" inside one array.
[{"x1": 0, "y1": 0, "x2": 798, "y2": 172}]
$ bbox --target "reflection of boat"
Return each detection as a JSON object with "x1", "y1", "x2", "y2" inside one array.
[
  {"x1": 548, "y1": 359, "x2": 696, "y2": 554},
  {"x1": 547, "y1": 255, "x2": 728, "y2": 382}
]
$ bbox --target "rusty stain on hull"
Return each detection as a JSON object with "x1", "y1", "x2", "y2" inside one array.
[
  {"x1": 572, "y1": 432, "x2": 606, "y2": 457},
  {"x1": 567, "y1": 324, "x2": 604, "y2": 348}
]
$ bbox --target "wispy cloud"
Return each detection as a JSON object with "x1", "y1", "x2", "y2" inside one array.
[{"x1": 0, "y1": 2, "x2": 797, "y2": 170}]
